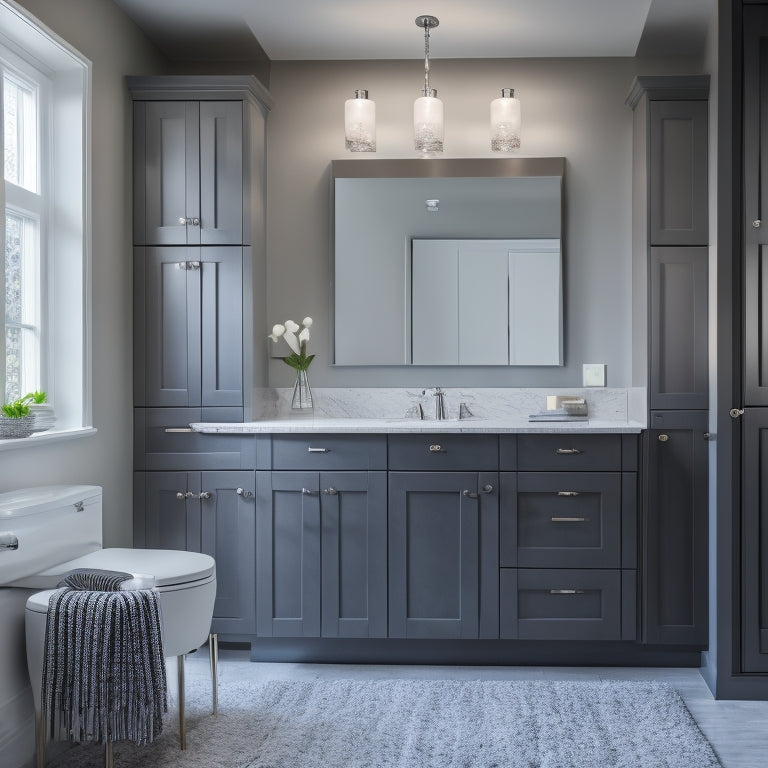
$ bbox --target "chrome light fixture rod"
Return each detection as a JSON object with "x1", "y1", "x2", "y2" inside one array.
[{"x1": 416, "y1": 15, "x2": 439, "y2": 97}]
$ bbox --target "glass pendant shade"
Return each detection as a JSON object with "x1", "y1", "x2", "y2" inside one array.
[
  {"x1": 344, "y1": 89, "x2": 376, "y2": 152},
  {"x1": 414, "y1": 89, "x2": 444, "y2": 154},
  {"x1": 490, "y1": 88, "x2": 521, "y2": 152}
]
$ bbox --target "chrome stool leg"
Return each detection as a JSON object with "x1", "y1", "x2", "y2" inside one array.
[
  {"x1": 35, "y1": 709, "x2": 45, "y2": 768},
  {"x1": 209, "y1": 633, "x2": 219, "y2": 715},
  {"x1": 177, "y1": 654, "x2": 186, "y2": 750}
]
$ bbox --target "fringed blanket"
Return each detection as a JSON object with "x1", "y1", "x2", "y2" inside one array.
[{"x1": 42, "y1": 568, "x2": 168, "y2": 745}]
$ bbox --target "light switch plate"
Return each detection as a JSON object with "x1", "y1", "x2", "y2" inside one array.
[{"x1": 583, "y1": 363, "x2": 606, "y2": 387}]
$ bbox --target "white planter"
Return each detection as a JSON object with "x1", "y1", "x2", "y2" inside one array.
[{"x1": 29, "y1": 404, "x2": 55, "y2": 433}]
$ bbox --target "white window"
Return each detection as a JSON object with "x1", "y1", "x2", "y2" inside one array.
[{"x1": 0, "y1": 0, "x2": 91, "y2": 440}]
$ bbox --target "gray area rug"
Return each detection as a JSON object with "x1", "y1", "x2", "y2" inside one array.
[{"x1": 48, "y1": 678, "x2": 722, "y2": 768}]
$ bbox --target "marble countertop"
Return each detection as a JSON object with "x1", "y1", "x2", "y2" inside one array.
[{"x1": 190, "y1": 417, "x2": 644, "y2": 434}]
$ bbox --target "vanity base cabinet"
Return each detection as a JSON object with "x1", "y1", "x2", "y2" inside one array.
[
  {"x1": 254, "y1": 470, "x2": 387, "y2": 639},
  {"x1": 388, "y1": 471, "x2": 499, "y2": 639},
  {"x1": 134, "y1": 469, "x2": 256, "y2": 636},
  {"x1": 644, "y1": 410, "x2": 708, "y2": 646}
]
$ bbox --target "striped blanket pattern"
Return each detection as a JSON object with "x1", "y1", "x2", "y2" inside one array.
[{"x1": 42, "y1": 568, "x2": 167, "y2": 745}]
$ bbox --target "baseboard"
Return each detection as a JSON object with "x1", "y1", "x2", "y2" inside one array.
[{"x1": 245, "y1": 638, "x2": 703, "y2": 667}]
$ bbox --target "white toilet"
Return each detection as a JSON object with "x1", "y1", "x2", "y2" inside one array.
[{"x1": 0, "y1": 484, "x2": 218, "y2": 766}]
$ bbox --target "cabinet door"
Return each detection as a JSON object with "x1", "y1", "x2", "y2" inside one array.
[
  {"x1": 141, "y1": 248, "x2": 201, "y2": 407},
  {"x1": 199, "y1": 101, "x2": 243, "y2": 245},
  {"x1": 742, "y1": 409, "x2": 768, "y2": 671},
  {"x1": 200, "y1": 471, "x2": 255, "y2": 636},
  {"x1": 389, "y1": 472, "x2": 487, "y2": 639},
  {"x1": 140, "y1": 471, "x2": 202, "y2": 553},
  {"x1": 649, "y1": 247, "x2": 708, "y2": 409},
  {"x1": 648, "y1": 100, "x2": 708, "y2": 246},
  {"x1": 644, "y1": 410, "x2": 708, "y2": 645},
  {"x1": 141, "y1": 101, "x2": 200, "y2": 246},
  {"x1": 744, "y1": 7, "x2": 768, "y2": 405},
  {"x1": 200, "y1": 247, "x2": 243, "y2": 407},
  {"x1": 320, "y1": 472, "x2": 387, "y2": 638},
  {"x1": 255, "y1": 471, "x2": 321, "y2": 637}
]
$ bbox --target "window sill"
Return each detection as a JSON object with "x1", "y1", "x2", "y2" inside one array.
[{"x1": 0, "y1": 426, "x2": 97, "y2": 452}]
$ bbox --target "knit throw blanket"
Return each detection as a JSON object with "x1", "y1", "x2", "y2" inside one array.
[{"x1": 42, "y1": 568, "x2": 168, "y2": 745}]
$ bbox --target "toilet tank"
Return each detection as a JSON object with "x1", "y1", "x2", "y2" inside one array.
[{"x1": 0, "y1": 485, "x2": 102, "y2": 587}]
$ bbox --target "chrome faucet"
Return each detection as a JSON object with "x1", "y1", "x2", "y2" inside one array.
[{"x1": 431, "y1": 387, "x2": 447, "y2": 420}]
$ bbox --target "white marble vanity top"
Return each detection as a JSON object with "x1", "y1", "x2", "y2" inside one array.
[
  {"x1": 190, "y1": 387, "x2": 646, "y2": 434},
  {"x1": 190, "y1": 417, "x2": 643, "y2": 434}
]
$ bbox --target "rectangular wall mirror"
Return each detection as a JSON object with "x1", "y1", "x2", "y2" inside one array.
[{"x1": 332, "y1": 158, "x2": 565, "y2": 366}]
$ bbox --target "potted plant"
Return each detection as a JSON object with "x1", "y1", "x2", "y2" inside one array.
[
  {"x1": 268, "y1": 317, "x2": 315, "y2": 409},
  {"x1": 0, "y1": 397, "x2": 36, "y2": 439},
  {"x1": 23, "y1": 390, "x2": 55, "y2": 433}
]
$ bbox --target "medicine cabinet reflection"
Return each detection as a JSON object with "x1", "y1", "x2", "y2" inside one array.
[{"x1": 332, "y1": 158, "x2": 564, "y2": 366}]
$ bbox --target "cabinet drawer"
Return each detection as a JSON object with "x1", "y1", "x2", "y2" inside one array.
[
  {"x1": 515, "y1": 434, "x2": 622, "y2": 471},
  {"x1": 134, "y1": 407, "x2": 261, "y2": 470},
  {"x1": 500, "y1": 568, "x2": 621, "y2": 640},
  {"x1": 388, "y1": 434, "x2": 498, "y2": 471},
  {"x1": 500, "y1": 472, "x2": 621, "y2": 568},
  {"x1": 271, "y1": 434, "x2": 387, "y2": 470}
]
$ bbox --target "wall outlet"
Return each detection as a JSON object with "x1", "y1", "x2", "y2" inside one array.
[{"x1": 582, "y1": 363, "x2": 606, "y2": 387}]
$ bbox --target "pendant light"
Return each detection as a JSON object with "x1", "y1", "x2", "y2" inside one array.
[
  {"x1": 490, "y1": 88, "x2": 521, "y2": 152},
  {"x1": 344, "y1": 89, "x2": 376, "y2": 152},
  {"x1": 413, "y1": 15, "x2": 443, "y2": 155}
]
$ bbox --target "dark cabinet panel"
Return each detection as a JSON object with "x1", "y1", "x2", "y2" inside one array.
[
  {"x1": 500, "y1": 472, "x2": 622, "y2": 569},
  {"x1": 649, "y1": 247, "x2": 708, "y2": 409},
  {"x1": 255, "y1": 471, "x2": 321, "y2": 637},
  {"x1": 134, "y1": 100, "x2": 243, "y2": 246},
  {"x1": 388, "y1": 471, "x2": 498, "y2": 639},
  {"x1": 140, "y1": 471, "x2": 202, "y2": 552},
  {"x1": 644, "y1": 410, "x2": 708, "y2": 645},
  {"x1": 500, "y1": 568, "x2": 622, "y2": 641},
  {"x1": 255, "y1": 470, "x2": 387, "y2": 639},
  {"x1": 320, "y1": 472, "x2": 387, "y2": 638},
  {"x1": 648, "y1": 100, "x2": 709, "y2": 246},
  {"x1": 742, "y1": 410, "x2": 768, "y2": 671},
  {"x1": 135, "y1": 247, "x2": 242, "y2": 408},
  {"x1": 388, "y1": 434, "x2": 498, "y2": 471},
  {"x1": 200, "y1": 471, "x2": 256, "y2": 635},
  {"x1": 271, "y1": 434, "x2": 387, "y2": 470},
  {"x1": 515, "y1": 434, "x2": 621, "y2": 472}
]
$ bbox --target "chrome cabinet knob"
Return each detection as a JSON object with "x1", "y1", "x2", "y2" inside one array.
[
  {"x1": 323, "y1": 487, "x2": 338, "y2": 495},
  {"x1": 236, "y1": 487, "x2": 253, "y2": 498},
  {"x1": 176, "y1": 492, "x2": 185, "y2": 500},
  {"x1": 199, "y1": 491, "x2": 212, "y2": 500},
  {"x1": 658, "y1": 434, "x2": 669, "y2": 442},
  {"x1": 753, "y1": 220, "x2": 762, "y2": 228}
]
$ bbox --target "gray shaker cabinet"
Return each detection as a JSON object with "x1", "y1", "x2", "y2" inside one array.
[
  {"x1": 255, "y1": 470, "x2": 387, "y2": 639},
  {"x1": 135, "y1": 470, "x2": 256, "y2": 636},
  {"x1": 134, "y1": 246, "x2": 243, "y2": 408},
  {"x1": 133, "y1": 99, "x2": 243, "y2": 246},
  {"x1": 644, "y1": 410, "x2": 708, "y2": 646},
  {"x1": 388, "y1": 471, "x2": 499, "y2": 639}
]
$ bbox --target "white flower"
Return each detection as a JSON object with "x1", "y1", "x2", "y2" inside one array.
[
  {"x1": 302, "y1": 317, "x2": 313, "y2": 328},
  {"x1": 268, "y1": 323, "x2": 286, "y2": 342},
  {"x1": 284, "y1": 319, "x2": 300, "y2": 333},
  {"x1": 283, "y1": 328, "x2": 300, "y2": 354},
  {"x1": 299, "y1": 327, "x2": 310, "y2": 343}
]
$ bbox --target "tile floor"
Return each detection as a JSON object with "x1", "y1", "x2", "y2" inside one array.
[{"x1": 185, "y1": 648, "x2": 768, "y2": 768}]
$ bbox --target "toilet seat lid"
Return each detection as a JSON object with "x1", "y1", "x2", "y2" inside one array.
[{"x1": 37, "y1": 548, "x2": 215, "y2": 587}]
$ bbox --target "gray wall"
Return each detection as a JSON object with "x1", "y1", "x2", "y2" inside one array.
[
  {"x1": 266, "y1": 56, "x2": 702, "y2": 389},
  {"x1": 1, "y1": 0, "x2": 166, "y2": 547}
]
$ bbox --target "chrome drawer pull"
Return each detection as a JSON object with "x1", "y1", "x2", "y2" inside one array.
[
  {"x1": 549, "y1": 589, "x2": 585, "y2": 595},
  {"x1": 307, "y1": 447, "x2": 329, "y2": 453},
  {"x1": 199, "y1": 491, "x2": 212, "y2": 500},
  {"x1": 323, "y1": 487, "x2": 338, "y2": 495},
  {"x1": 480, "y1": 484, "x2": 494, "y2": 494},
  {"x1": 551, "y1": 516, "x2": 587, "y2": 523},
  {"x1": 429, "y1": 444, "x2": 444, "y2": 452},
  {"x1": 165, "y1": 427, "x2": 194, "y2": 433},
  {"x1": 0, "y1": 532, "x2": 19, "y2": 551},
  {"x1": 555, "y1": 448, "x2": 581, "y2": 455},
  {"x1": 463, "y1": 489, "x2": 478, "y2": 499},
  {"x1": 556, "y1": 491, "x2": 580, "y2": 497},
  {"x1": 236, "y1": 487, "x2": 253, "y2": 498},
  {"x1": 302, "y1": 488, "x2": 317, "y2": 495}
]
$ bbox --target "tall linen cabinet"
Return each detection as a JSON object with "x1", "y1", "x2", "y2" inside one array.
[{"x1": 129, "y1": 77, "x2": 272, "y2": 637}]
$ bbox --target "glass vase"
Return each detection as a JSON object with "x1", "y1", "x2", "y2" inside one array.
[{"x1": 291, "y1": 368, "x2": 313, "y2": 410}]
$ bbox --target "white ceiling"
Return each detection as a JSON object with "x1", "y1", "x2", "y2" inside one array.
[{"x1": 111, "y1": 0, "x2": 715, "y2": 61}]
